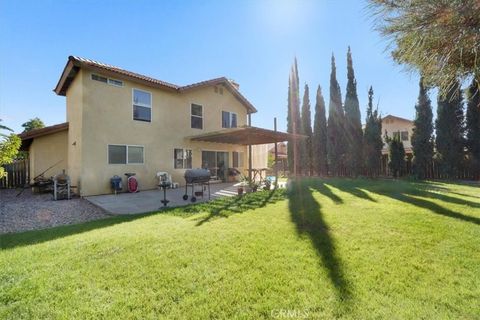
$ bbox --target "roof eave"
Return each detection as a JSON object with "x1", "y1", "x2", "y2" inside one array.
[
  {"x1": 53, "y1": 57, "x2": 80, "y2": 96},
  {"x1": 18, "y1": 122, "x2": 69, "y2": 141},
  {"x1": 54, "y1": 56, "x2": 258, "y2": 114}
]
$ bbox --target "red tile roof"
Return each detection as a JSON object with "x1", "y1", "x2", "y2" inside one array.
[{"x1": 54, "y1": 56, "x2": 257, "y2": 113}]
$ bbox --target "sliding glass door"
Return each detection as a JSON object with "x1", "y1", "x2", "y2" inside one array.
[{"x1": 202, "y1": 151, "x2": 229, "y2": 181}]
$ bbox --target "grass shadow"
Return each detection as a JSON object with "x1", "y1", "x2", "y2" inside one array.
[
  {"x1": 1, "y1": 190, "x2": 286, "y2": 250},
  {"x1": 360, "y1": 181, "x2": 480, "y2": 225},
  {"x1": 287, "y1": 178, "x2": 351, "y2": 302},
  {"x1": 308, "y1": 179, "x2": 343, "y2": 204},
  {"x1": 320, "y1": 179, "x2": 377, "y2": 203},
  {"x1": 0, "y1": 212, "x2": 157, "y2": 250},
  {"x1": 400, "y1": 193, "x2": 480, "y2": 225},
  {"x1": 193, "y1": 189, "x2": 284, "y2": 226},
  {"x1": 447, "y1": 191, "x2": 480, "y2": 200}
]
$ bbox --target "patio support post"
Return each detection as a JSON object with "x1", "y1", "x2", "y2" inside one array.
[
  {"x1": 248, "y1": 113, "x2": 252, "y2": 182},
  {"x1": 274, "y1": 117, "x2": 278, "y2": 188}
]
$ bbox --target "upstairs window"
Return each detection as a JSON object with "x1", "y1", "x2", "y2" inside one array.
[
  {"x1": 108, "y1": 78, "x2": 123, "y2": 87},
  {"x1": 133, "y1": 89, "x2": 152, "y2": 122},
  {"x1": 174, "y1": 148, "x2": 192, "y2": 169},
  {"x1": 191, "y1": 104, "x2": 203, "y2": 129},
  {"x1": 401, "y1": 131, "x2": 409, "y2": 141},
  {"x1": 222, "y1": 111, "x2": 237, "y2": 128},
  {"x1": 91, "y1": 74, "x2": 123, "y2": 86},
  {"x1": 91, "y1": 74, "x2": 107, "y2": 83}
]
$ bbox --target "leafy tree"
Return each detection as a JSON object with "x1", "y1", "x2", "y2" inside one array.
[
  {"x1": 343, "y1": 47, "x2": 363, "y2": 176},
  {"x1": 370, "y1": 0, "x2": 480, "y2": 92},
  {"x1": 465, "y1": 78, "x2": 480, "y2": 178},
  {"x1": 312, "y1": 85, "x2": 328, "y2": 176},
  {"x1": 327, "y1": 54, "x2": 345, "y2": 176},
  {"x1": 286, "y1": 58, "x2": 301, "y2": 175},
  {"x1": 363, "y1": 87, "x2": 383, "y2": 177},
  {"x1": 300, "y1": 84, "x2": 313, "y2": 175},
  {"x1": 435, "y1": 80, "x2": 465, "y2": 178},
  {"x1": 387, "y1": 132, "x2": 406, "y2": 178},
  {"x1": 21, "y1": 117, "x2": 45, "y2": 132},
  {"x1": 0, "y1": 119, "x2": 21, "y2": 178},
  {"x1": 411, "y1": 78, "x2": 434, "y2": 179}
]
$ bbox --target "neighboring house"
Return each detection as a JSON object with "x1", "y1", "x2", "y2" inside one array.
[
  {"x1": 380, "y1": 114, "x2": 414, "y2": 172},
  {"x1": 20, "y1": 56, "x2": 289, "y2": 196},
  {"x1": 381, "y1": 114, "x2": 413, "y2": 155},
  {"x1": 268, "y1": 142, "x2": 288, "y2": 173}
]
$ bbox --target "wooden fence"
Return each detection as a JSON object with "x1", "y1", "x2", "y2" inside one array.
[{"x1": 0, "y1": 158, "x2": 29, "y2": 189}]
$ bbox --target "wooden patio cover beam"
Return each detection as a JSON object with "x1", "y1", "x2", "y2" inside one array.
[{"x1": 189, "y1": 126, "x2": 303, "y2": 145}]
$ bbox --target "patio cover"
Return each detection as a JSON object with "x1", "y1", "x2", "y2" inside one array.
[
  {"x1": 189, "y1": 125, "x2": 306, "y2": 181},
  {"x1": 189, "y1": 126, "x2": 303, "y2": 145}
]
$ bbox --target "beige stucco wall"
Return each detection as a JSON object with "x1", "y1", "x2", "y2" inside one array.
[
  {"x1": 68, "y1": 68, "x2": 252, "y2": 196},
  {"x1": 29, "y1": 130, "x2": 68, "y2": 182},
  {"x1": 382, "y1": 117, "x2": 414, "y2": 154},
  {"x1": 66, "y1": 69, "x2": 84, "y2": 191}
]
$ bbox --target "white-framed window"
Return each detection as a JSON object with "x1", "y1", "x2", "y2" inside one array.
[
  {"x1": 133, "y1": 89, "x2": 152, "y2": 122},
  {"x1": 174, "y1": 148, "x2": 192, "y2": 169},
  {"x1": 108, "y1": 145, "x2": 144, "y2": 164},
  {"x1": 191, "y1": 104, "x2": 203, "y2": 129},
  {"x1": 232, "y1": 151, "x2": 244, "y2": 167},
  {"x1": 222, "y1": 111, "x2": 237, "y2": 128},
  {"x1": 91, "y1": 74, "x2": 123, "y2": 87}
]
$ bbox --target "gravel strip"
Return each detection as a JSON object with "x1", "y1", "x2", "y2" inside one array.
[{"x1": 0, "y1": 189, "x2": 111, "y2": 234}]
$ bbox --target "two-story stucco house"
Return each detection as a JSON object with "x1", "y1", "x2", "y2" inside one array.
[{"x1": 20, "y1": 56, "x2": 290, "y2": 196}]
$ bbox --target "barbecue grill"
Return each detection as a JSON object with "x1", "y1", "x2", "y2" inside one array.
[
  {"x1": 183, "y1": 169, "x2": 211, "y2": 202},
  {"x1": 53, "y1": 170, "x2": 71, "y2": 200}
]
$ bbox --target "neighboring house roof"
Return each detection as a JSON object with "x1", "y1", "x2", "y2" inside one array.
[
  {"x1": 18, "y1": 122, "x2": 69, "y2": 140},
  {"x1": 18, "y1": 122, "x2": 69, "y2": 150},
  {"x1": 54, "y1": 56, "x2": 257, "y2": 114},
  {"x1": 382, "y1": 114, "x2": 413, "y2": 123}
]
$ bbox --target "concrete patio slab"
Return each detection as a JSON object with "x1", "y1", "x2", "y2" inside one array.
[{"x1": 86, "y1": 182, "x2": 240, "y2": 214}]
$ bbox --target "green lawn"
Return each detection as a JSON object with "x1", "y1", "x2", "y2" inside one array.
[{"x1": 1, "y1": 179, "x2": 479, "y2": 319}]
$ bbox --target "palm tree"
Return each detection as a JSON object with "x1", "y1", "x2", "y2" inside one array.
[{"x1": 0, "y1": 119, "x2": 13, "y2": 136}]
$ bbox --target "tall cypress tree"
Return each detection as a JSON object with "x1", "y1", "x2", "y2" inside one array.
[
  {"x1": 327, "y1": 54, "x2": 345, "y2": 176},
  {"x1": 411, "y1": 78, "x2": 434, "y2": 179},
  {"x1": 465, "y1": 78, "x2": 480, "y2": 178},
  {"x1": 287, "y1": 73, "x2": 293, "y2": 173},
  {"x1": 313, "y1": 85, "x2": 328, "y2": 176},
  {"x1": 343, "y1": 47, "x2": 363, "y2": 176},
  {"x1": 387, "y1": 132, "x2": 406, "y2": 178},
  {"x1": 286, "y1": 58, "x2": 302, "y2": 175},
  {"x1": 363, "y1": 87, "x2": 383, "y2": 177},
  {"x1": 435, "y1": 80, "x2": 465, "y2": 178},
  {"x1": 300, "y1": 84, "x2": 313, "y2": 175}
]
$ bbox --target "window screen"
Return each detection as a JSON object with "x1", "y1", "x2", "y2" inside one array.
[
  {"x1": 108, "y1": 145, "x2": 127, "y2": 164},
  {"x1": 133, "y1": 89, "x2": 152, "y2": 122},
  {"x1": 191, "y1": 104, "x2": 203, "y2": 129},
  {"x1": 174, "y1": 148, "x2": 192, "y2": 169},
  {"x1": 128, "y1": 146, "x2": 144, "y2": 164}
]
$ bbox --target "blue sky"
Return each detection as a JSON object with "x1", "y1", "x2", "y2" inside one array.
[{"x1": 0, "y1": 0, "x2": 421, "y2": 133}]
